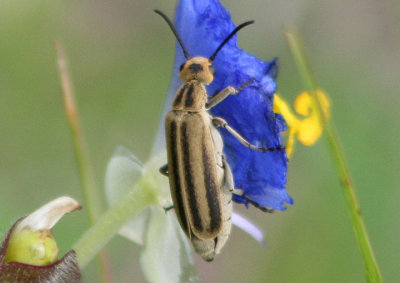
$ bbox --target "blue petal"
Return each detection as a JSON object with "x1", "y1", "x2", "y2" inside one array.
[{"x1": 170, "y1": 0, "x2": 293, "y2": 210}]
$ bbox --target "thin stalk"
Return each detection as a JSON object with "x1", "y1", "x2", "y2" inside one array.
[
  {"x1": 73, "y1": 178, "x2": 158, "y2": 268},
  {"x1": 284, "y1": 28, "x2": 382, "y2": 283},
  {"x1": 56, "y1": 42, "x2": 110, "y2": 282},
  {"x1": 55, "y1": 42, "x2": 103, "y2": 222}
]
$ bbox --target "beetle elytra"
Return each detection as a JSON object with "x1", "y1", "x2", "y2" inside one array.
[{"x1": 155, "y1": 10, "x2": 283, "y2": 261}]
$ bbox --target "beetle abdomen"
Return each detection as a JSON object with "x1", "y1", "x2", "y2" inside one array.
[{"x1": 166, "y1": 111, "x2": 223, "y2": 240}]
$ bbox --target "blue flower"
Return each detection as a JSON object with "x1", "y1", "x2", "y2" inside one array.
[{"x1": 155, "y1": 0, "x2": 293, "y2": 210}]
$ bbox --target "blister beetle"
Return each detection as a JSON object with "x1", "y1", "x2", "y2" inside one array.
[{"x1": 155, "y1": 10, "x2": 282, "y2": 261}]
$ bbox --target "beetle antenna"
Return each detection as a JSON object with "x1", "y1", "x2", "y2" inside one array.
[
  {"x1": 209, "y1": 20, "x2": 255, "y2": 61},
  {"x1": 154, "y1": 10, "x2": 191, "y2": 60}
]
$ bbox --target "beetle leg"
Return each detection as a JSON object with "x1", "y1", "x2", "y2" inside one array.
[
  {"x1": 164, "y1": 204, "x2": 175, "y2": 213},
  {"x1": 206, "y1": 86, "x2": 237, "y2": 109},
  {"x1": 243, "y1": 196, "x2": 274, "y2": 213},
  {"x1": 206, "y1": 78, "x2": 256, "y2": 109},
  {"x1": 160, "y1": 164, "x2": 173, "y2": 211},
  {"x1": 232, "y1": 189, "x2": 274, "y2": 213},
  {"x1": 212, "y1": 117, "x2": 284, "y2": 152},
  {"x1": 159, "y1": 164, "x2": 169, "y2": 176}
]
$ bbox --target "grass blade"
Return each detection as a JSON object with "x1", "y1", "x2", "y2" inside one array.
[{"x1": 285, "y1": 28, "x2": 382, "y2": 283}]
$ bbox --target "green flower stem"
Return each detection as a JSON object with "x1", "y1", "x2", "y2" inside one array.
[
  {"x1": 285, "y1": 29, "x2": 382, "y2": 283},
  {"x1": 56, "y1": 42, "x2": 104, "y2": 222},
  {"x1": 56, "y1": 42, "x2": 109, "y2": 282},
  {"x1": 73, "y1": 178, "x2": 159, "y2": 269}
]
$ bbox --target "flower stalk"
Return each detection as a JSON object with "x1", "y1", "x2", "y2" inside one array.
[
  {"x1": 55, "y1": 41, "x2": 111, "y2": 282},
  {"x1": 73, "y1": 175, "x2": 159, "y2": 269},
  {"x1": 55, "y1": 42, "x2": 103, "y2": 222},
  {"x1": 285, "y1": 28, "x2": 382, "y2": 283}
]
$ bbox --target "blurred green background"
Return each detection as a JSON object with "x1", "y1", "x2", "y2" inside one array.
[{"x1": 0, "y1": 0, "x2": 399, "y2": 282}]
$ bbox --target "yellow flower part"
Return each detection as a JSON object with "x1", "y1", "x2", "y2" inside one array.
[
  {"x1": 3, "y1": 196, "x2": 81, "y2": 266},
  {"x1": 4, "y1": 228, "x2": 59, "y2": 266},
  {"x1": 273, "y1": 90, "x2": 330, "y2": 157}
]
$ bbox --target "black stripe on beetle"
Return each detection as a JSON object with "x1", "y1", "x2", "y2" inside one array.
[
  {"x1": 202, "y1": 133, "x2": 222, "y2": 234},
  {"x1": 184, "y1": 84, "x2": 195, "y2": 108},
  {"x1": 181, "y1": 120, "x2": 204, "y2": 232},
  {"x1": 169, "y1": 120, "x2": 189, "y2": 234},
  {"x1": 173, "y1": 84, "x2": 187, "y2": 107}
]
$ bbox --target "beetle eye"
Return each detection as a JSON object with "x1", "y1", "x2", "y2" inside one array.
[
  {"x1": 209, "y1": 65, "x2": 216, "y2": 76},
  {"x1": 179, "y1": 63, "x2": 185, "y2": 71}
]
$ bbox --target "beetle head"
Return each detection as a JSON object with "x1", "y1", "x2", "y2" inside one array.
[
  {"x1": 179, "y1": 57, "x2": 215, "y2": 84},
  {"x1": 154, "y1": 10, "x2": 253, "y2": 84}
]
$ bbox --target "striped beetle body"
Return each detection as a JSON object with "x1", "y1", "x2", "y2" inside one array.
[
  {"x1": 165, "y1": 69, "x2": 231, "y2": 261},
  {"x1": 156, "y1": 10, "x2": 282, "y2": 261}
]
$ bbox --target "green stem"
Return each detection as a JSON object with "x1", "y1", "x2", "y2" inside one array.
[
  {"x1": 73, "y1": 178, "x2": 158, "y2": 268},
  {"x1": 56, "y1": 42, "x2": 108, "y2": 281},
  {"x1": 55, "y1": 42, "x2": 104, "y2": 222},
  {"x1": 285, "y1": 28, "x2": 382, "y2": 283},
  {"x1": 56, "y1": 42, "x2": 104, "y2": 222}
]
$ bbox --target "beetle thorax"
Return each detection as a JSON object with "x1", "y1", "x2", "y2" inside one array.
[{"x1": 172, "y1": 81, "x2": 208, "y2": 111}]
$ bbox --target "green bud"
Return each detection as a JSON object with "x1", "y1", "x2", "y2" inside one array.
[{"x1": 2, "y1": 196, "x2": 81, "y2": 266}]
